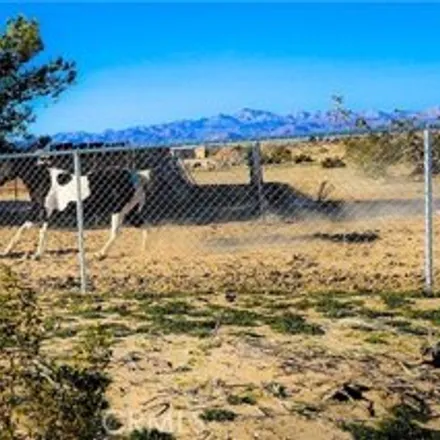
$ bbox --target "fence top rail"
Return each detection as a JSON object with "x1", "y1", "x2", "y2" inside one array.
[
  {"x1": 0, "y1": 144, "x2": 172, "y2": 160},
  {"x1": 1, "y1": 122, "x2": 439, "y2": 160}
]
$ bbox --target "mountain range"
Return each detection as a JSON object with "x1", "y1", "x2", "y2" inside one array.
[{"x1": 48, "y1": 107, "x2": 440, "y2": 146}]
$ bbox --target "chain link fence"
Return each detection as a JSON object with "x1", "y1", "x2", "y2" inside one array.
[{"x1": 0, "y1": 128, "x2": 436, "y2": 294}]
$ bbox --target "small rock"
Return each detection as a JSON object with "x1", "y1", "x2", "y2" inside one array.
[{"x1": 225, "y1": 291, "x2": 237, "y2": 303}]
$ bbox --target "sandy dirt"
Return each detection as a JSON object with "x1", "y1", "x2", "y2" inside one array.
[
  {"x1": 38, "y1": 277, "x2": 440, "y2": 439},
  {"x1": 0, "y1": 155, "x2": 437, "y2": 294},
  {"x1": 2, "y1": 144, "x2": 440, "y2": 439},
  {"x1": 0, "y1": 212, "x2": 436, "y2": 294}
]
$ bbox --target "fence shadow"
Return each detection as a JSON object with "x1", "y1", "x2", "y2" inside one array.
[
  {"x1": 0, "y1": 192, "x2": 436, "y2": 234},
  {"x1": 1, "y1": 185, "x2": 434, "y2": 231},
  {"x1": 0, "y1": 180, "x2": 344, "y2": 229},
  {"x1": 138, "y1": 181, "x2": 344, "y2": 226}
]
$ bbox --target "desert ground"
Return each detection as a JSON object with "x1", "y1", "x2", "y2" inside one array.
[
  {"x1": 1, "y1": 141, "x2": 440, "y2": 438},
  {"x1": 0, "y1": 142, "x2": 437, "y2": 294}
]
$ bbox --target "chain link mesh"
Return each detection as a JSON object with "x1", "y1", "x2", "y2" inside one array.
[{"x1": 0, "y1": 132, "x2": 435, "y2": 293}]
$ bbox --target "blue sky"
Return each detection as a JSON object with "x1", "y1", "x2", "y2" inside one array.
[{"x1": 2, "y1": 2, "x2": 440, "y2": 134}]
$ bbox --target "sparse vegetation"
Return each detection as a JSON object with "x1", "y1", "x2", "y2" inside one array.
[
  {"x1": 380, "y1": 292, "x2": 413, "y2": 309},
  {"x1": 321, "y1": 156, "x2": 346, "y2": 168},
  {"x1": 342, "y1": 403, "x2": 440, "y2": 440},
  {"x1": 314, "y1": 296, "x2": 361, "y2": 319},
  {"x1": 293, "y1": 153, "x2": 314, "y2": 164},
  {"x1": 268, "y1": 313, "x2": 324, "y2": 335},
  {"x1": 227, "y1": 393, "x2": 257, "y2": 405},
  {"x1": 213, "y1": 306, "x2": 262, "y2": 327},
  {"x1": 145, "y1": 300, "x2": 199, "y2": 317},
  {"x1": 149, "y1": 315, "x2": 217, "y2": 337},
  {"x1": 344, "y1": 132, "x2": 409, "y2": 177},
  {"x1": 1, "y1": 263, "x2": 439, "y2": 438},
  {"x1": 364, "y1": 332, "x2": 390, "y2": 345},
  {"x1": 386, "y1": 319, "x2": 429, "y2": 336},
  {"x1": 356, "y1": 307, "x2": 395, "y2": 319},
  {"x1": 333, "y1": 95, "x2": 440, "y2": 176},
  {"x1": 264, "y1": 382, "x2": 289, "y2": 399},
  {"x1": 200, "y1": 408, "x2": 238, "y2": 422},
  {"x1": 407, "y1": 308, "x2": 440, "y2": 326}
]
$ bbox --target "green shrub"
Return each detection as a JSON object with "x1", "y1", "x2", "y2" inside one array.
[
  {"x1": 200, "y1": 408, "x2": 237, "y2": 422},
  {"x1": 0, "y1": 265, "x2": 113, "y2": 440},
  {"x1": 380, "y1": 292, "x2": 413, "y2": 309},
  {"x1": 227, "y1": 393, "x2": 257, "y2": 405},
  {"x1": 268, "y1": 313, "x2": 324, "y2": 335}
]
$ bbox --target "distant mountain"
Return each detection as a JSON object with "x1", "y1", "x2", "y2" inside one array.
[{"x1": 48, "y1": 107, "x2": 440, "y2": 146}]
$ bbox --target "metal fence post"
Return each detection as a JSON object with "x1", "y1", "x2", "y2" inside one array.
[
  {"x1": 424, "y1": 128, "x2": 434, "y2": 296},
  {"x1": 249, "y1": 142, "x2": 266, "y2": 218},
  {"x1": 73, "y1": 150, "x2": 87, "y2": 293}
]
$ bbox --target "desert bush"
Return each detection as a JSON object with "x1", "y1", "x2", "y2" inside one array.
[
  {"x1": 0, "y1": 265, "x2": 113, "y2": 440},
  {"x1": 321, "y1": 156, "x2": 346, "y2": 168},
  {"x1": 199, "y1": 408, "x2": 237, "y2": 422},
  {"x1": 332, "y1": 96, "x2": 440, "y2": 176},
  {"x1": 343, "y1": 131, "x2": 412, "y2": 177},
  {"x1": 261, "y1": 145, "x2": 292, "y2": 164},
  {"x1": 293, "y1": 153, "x2": 314, "y2": 164},
  {"x1": 213, "y1": 145, "x2": 246, "y2": 167}
]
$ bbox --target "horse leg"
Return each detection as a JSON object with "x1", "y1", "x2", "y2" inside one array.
[
  {"x1": 32, "y1": 221, "x2": 49, "y2": 260},
  {"x1": 96, "y1": 179, "x2": 148, "y2": 260},
  {"x1": 95, "y1": 212, "x2": 123, "y2": 260},
  {"x1": 2, "y1": 221, "x2": 34, "y2": 256},
  {"x1": 141, "y1": 223, "x2": 150, "y2": 251},
  {"x1": 136, "y1": 188, "x2": 149, "y2": 252},
  {"x1": 133, "y1": 180, "x2": 150, "y2": 252}
]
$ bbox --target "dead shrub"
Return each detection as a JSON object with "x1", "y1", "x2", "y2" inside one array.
[{"x1": 321, "y1": 156, "x2": 346, "y2": 169}]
